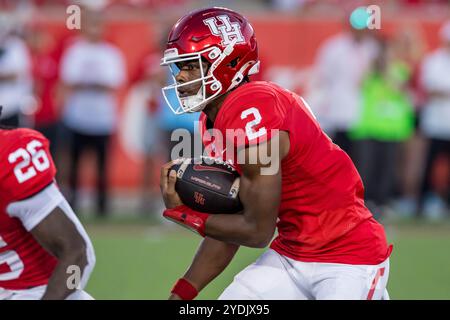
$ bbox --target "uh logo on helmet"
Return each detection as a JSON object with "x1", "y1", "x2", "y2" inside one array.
[{"x1": 160, "y1": 7, "x2": 260, "y2": 114}]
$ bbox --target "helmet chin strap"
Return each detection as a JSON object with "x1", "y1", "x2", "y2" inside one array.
[{"x1": 181, "y1": 90, "x2": 205, "y2": 112}]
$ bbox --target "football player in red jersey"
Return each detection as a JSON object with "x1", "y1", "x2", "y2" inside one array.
[
  {"x1": 0, "y1": 111, "x2": 95, "y2": 299},
  {"x1": 160, "y1": 7, "x2": 393, "y2": 300}
]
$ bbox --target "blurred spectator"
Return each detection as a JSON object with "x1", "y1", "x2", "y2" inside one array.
[
  {"x1": 389, "y1": 24, "x2": 427, "y2": 218},
  {"x1": 60, "y1": 11, "x2": 126, "y2": 217},
  {"x1": 314, "y1": 25, "x2": 378, "y2": 158},
  {"x1": 349, "y1": 37, "x2": 415, "y2": 219},
  {"x1": 0, "y1": 13, "x2": 33, "y2": 127},
  {"x1": 418, "y1": 20, "x2": 450, "y2": 220},
  {"x1": 26, "y1": 25, "x2": 61, "y2": 156},
  {"x1": 127, "y1": 52, "x2": 166, "y2": 215},
  {"x1": 271, "y1": 0, "x2": 310, "y2": 11},
  {"x1": 401, "y1": 0, "x2": 450, "y2": 5}
]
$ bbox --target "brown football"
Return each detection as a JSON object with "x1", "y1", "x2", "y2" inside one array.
[{"x1": 170, "y1": 157, "x2": 243, "y2": 214}]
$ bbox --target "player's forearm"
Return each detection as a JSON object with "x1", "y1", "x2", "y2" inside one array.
[
  {"x1": 180, "y1": 237, "x2": 239, "y2": 294},
  {"x1": 205, "y1": 212, "x2": 275, "y2": 248},
  {"x1": 203, "y1": 161, "x2": 281, "y2": 248},
  {"x1": 41, "y1": 249, "x2": 88, "y2": 300}
]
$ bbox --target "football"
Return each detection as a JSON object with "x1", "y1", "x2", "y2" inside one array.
[{"x1": 170, "y1": 157, "x2": 243, "y2": 214}]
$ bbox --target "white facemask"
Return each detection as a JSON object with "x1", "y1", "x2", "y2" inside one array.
[{"x1": 160, "y1": 39, "x2": 240, "y2": 114}]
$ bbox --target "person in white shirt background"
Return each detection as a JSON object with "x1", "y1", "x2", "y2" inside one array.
[
  {"x1": 314, "y1": 23, "x2": 379, "y2": 159},
  {"x1": 60, "y1": 9, "x2": 126, "y2": 217},
  {"x1": 0, "y1": 12, "x2": 33, "y2": 128},
  {"x1": 419, "y1": 19, "x2": 450, "y2": 220}
]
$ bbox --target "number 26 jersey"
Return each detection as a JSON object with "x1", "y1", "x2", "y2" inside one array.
[{"x1": 0, "y1": 128, "x2": 57, "y2": 290}]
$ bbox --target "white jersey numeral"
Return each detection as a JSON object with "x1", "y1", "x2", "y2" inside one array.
[
  {"x1": 241, "y1": 107, "x2": 267, "y2": 140},
  {"x1": 8, "y1": 140, "x2": 50, "y2": 184},
  {"x1": 0, "y1": 235, "x2": 24, "y2": 281}
]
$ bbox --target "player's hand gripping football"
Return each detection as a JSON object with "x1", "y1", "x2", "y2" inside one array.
[
  {"x1": 160, "y1": 159, "x2": 184, "y2": 209},
  {"x1": 160, "y1": 159, "x2": 210, "y2": 237}
]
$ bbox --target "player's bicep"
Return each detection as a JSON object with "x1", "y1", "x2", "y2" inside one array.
[
  {"x1": 30, "y1": 206, "x2": 86, "y2": 259},
  {"x1": 30, "y1": 203, "x2": 96, "y2": 293},
  {"x1": 6, "y1": 183, "x2": 94, "y2": 261},
  {"x1": 237, "y1": 141, "x2": 283, "y2": 237},
  {"x1": 239, "y1": 167, "x2": 281, "y2": 217},
  {"x1": 7, "y1": 182, "x2": 96, "y2": 290},
  {"x1": 238, "y1": 168, "x2": 280, "y2": 243}
]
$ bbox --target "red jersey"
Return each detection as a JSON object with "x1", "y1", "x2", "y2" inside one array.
[
  {"x1": 199, "y1": 81, "x2": 392, "y2": 265},
  {"x1": 0, "y1": 128, "x2": 58, "y2": 290}
]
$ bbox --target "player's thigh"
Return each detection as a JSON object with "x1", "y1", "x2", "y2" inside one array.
[
  {"x1": 219, "y1": 249, "x2": 310, "y2": 300},
  {"x1": 313, "y1": 258, "x2": 390, "y2": 300}
]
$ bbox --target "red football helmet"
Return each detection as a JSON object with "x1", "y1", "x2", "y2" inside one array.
[{"x1": 161, "y1": 7, "x2": 259, "y2": 114}]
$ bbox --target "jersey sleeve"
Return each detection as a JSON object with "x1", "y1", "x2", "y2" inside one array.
[
  {"x1": 6, "y1": 182, "x2": 64, "y2": 231},
  {"x1": 6, "y1": 181, "x2": 96, "y2": 291},
  {"x1": 0, "y1": 130, "x2": 56, "y2": 203},
  {"x1": 216, "y1": 89, "x2": 286, "y2": 149}
]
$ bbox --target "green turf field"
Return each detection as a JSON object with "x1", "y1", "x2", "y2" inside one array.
[{"x1": 83, "y1": 218, "x2": 450, "y2": 300}]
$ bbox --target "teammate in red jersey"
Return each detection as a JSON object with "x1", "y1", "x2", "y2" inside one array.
[
  {"x1": 160, "y1": 7, "x2": 392, "y2": 300},
  {"x1": 0, "y1": 115, "x2": 95, "y2": 299}
]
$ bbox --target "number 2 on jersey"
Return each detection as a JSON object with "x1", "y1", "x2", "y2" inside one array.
[
  {"x1": 8, "y1": 139, "x2": 50, "y2": 184},
  {"x1": 241, "y1": 107, "x2": 267, "y2": 140}
]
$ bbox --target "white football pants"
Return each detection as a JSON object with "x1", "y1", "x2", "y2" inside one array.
[
  {"x1": 219, "y1": 249, "x2": 390, "y2": 300},
  {"x1": 0, "y1": 285, "x2": 94, "y2": 300}
]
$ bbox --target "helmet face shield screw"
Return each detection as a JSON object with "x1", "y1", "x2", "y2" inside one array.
[
  {"x1": 208, "y1": 48, "x2": 221, "y2": 60},
  {"x1": 211, "y1": 82, "x2": 220, "y2": 91}
]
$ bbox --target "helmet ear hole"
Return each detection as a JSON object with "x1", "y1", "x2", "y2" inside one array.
[{"x1": 228, "y1": 57, "x2": 240, "y2": 68}]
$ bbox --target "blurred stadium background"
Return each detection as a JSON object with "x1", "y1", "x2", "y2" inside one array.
[{"x1": 0, "y1": 0, "x2": 449, "y2": 299}]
